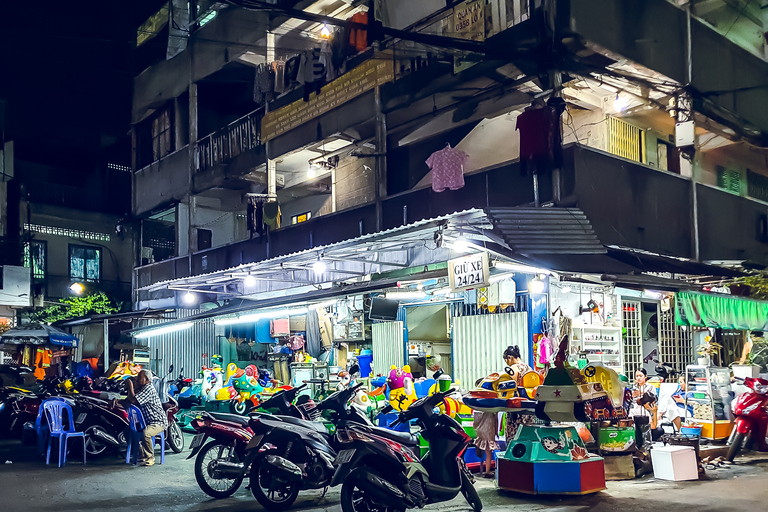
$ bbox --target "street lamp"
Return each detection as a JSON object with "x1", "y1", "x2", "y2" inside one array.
[{"x1": 69, "y1": 282, "x2": 85, "y2": 295}]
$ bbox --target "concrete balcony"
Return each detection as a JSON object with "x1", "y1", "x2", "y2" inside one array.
[{"x1": 134, "y1": 144, "x2": 768, "y2": 297}]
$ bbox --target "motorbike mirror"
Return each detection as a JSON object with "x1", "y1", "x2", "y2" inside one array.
[
  {"x1": 168, "y1": 364, "x2": 174, "y2": 375},
  {"x1": 381, "y1": 404, "x2": 394, "y2": 414}
]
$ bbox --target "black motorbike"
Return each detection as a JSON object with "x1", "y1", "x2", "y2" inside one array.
[
  {"x1": 332, "y1": 389, "x2": 482, "y2": 512},
  {"x1": 247, "y1": 383, "x2": 419, "y2": 511}
]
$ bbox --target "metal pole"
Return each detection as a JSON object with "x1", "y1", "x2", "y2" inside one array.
[
  {"x1": 686, "y1": 4, "x2": 700, "y2": 261},
  {"x1": 103, "y1": 318, "x2": 109, "y2": 372},
  {"x1": 373, "y1": 43, "x2": 387, "y2": 232}
]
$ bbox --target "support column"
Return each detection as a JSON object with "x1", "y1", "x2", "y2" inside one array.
[
  {"x1": 685, "y1": 4, "x2": 700, "y2": 261},
  {"x1": 266, "y1": 31, "x2": 277, "y2": 201},
  {"x1": 373, "y1": 43, "x2": 387, "y2": 232}
]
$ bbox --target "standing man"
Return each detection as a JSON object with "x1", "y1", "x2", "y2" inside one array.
[{"x1": 126, "y1": 370, "x2": 168, "y2": 466}]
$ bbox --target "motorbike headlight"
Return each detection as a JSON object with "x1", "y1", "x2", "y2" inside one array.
[
  {"x1": 754, "y1": 384, "x2": 768, "y2": 395},
  {"x1": 0, "y1": 402, "x2": 5, "y2": 413}
]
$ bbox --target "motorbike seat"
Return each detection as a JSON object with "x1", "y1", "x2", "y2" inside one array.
[
  {"x1": 274, "y1": 415, "x2": 329, "y2": 434},
  {"x1": 367, "y1": 426, "x2": 419, "y2": 446},
  {"x1": 208, "y1": 412, "x2": 251, "y2": 427}
]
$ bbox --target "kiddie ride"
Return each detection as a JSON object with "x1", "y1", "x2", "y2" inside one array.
[{"x1": 463, "y1": 341, "x2": 631, "y2": 496}]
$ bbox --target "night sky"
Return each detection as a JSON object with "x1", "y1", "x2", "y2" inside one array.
[{"x1": 0, "y1": 0, "x2": 165, "y2": 170}]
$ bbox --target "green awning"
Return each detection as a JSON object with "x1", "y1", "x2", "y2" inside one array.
[{"x1": 675, "y1": 291, "x2": 768, "y2": 331}]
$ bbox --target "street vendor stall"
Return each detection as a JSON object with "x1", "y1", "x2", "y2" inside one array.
[{"x1": 0, "y1": 324, "x2": 79, "y2": 379}]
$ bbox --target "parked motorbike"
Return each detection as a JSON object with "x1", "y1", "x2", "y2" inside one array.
[
  {"x1": 0, "y1": 377, "x2": 61, "y2": 436},
  {"x1": 333, "y1": 389, "x2": 482, "y2": 512},
  {"x1": 187, "y1": 384, "x2": 311, "y2": 499},
  {"x1": 168, "y1": 368, "x2": 193, "y2": 399},
  {"x1": 726, "y1": 376, "x2": 768, "y2": 461},
  {"x1": 248, "y1": 383, "x2": 420, "y2": 511}
]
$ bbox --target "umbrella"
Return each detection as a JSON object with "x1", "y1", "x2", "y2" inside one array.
[{"x1": 0, "y1": 323, "x2": 79, "y2": 348}]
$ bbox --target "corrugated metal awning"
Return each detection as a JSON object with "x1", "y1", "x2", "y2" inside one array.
[{"x1": 486, "y1": 207, "x2": 606, "y2": 255}]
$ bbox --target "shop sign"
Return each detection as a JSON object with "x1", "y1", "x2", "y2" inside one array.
[
  {"x1": 452, "y1": 0, "x2": 485, "y2": 74},
  {"x1": 261, "y1": 59, "x2": 394, "y2": 142},
  {"x1": 448, "y1": 252, "x2": 490, "y2": 292}
]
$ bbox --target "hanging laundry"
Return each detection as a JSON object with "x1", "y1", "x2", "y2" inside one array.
[
  {"x1": 34, "y1": 347, "x2": 52, "y2": 380},
  {"x1": 272, "y1": 60, "x2": 285, "y2": 94},
  {"x1": 425, "y1": 143, "x2": 469, "y2": 192},
  {"x1": 516, "y1": 97, "x2": 565, "y2": 176},
  {"x1": 284, "y1": 55, "x2": 301, "y2": 88},
  {"x1": 22, "y1": 344, "x2": 33, "y2": 366},
  {"x1": 298, "y1": 48, "x2": 326, "y2": 101},
  {"x1": 263, "y1": 201, "x2": 282, "y2": 229},
  {"x1": 247, "y1": 195, "x2": 267, "y2": 236},
  {"x1": 329, "y1": 27, "x2": 350, "y2": 77},
  {"x1": 349, "y1": 12, "x2": 368, "y2": 52},
  {"x1": 253, "y1": 63, "x2": 275, "y2": 104}
]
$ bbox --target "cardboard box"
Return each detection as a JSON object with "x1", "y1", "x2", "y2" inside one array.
[
  {"x1": 651, "y1": 445, "x2": 698, "y2": 481},
  {"x1": 599, "y1": 427, "x2": 636, "y2": 452},
  {"x1": 603, "y1": 454, "x2": 635, "y2": 480},
  {"x1": 289, "y1": 315, "x2": 306, "y2": 331}
]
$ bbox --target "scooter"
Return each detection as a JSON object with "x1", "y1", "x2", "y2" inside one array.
[
  {"x1": 246, "y1": 382, "x2": 416, "y2": 511},
  {"x1": 187, "y1": 384, "x2": 311, "y2": 499},
  {"x1": 332, "y1": 388, "x2": 482, "y2": 512},
  {"x1": 726, "y1": 376, "x2": 768, "y2": 461}
]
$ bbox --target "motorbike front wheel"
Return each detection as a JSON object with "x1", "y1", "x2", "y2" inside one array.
[
  {"x1": 249, "y1": 450, "x2": 301, "y2": 511},
  {"x1": 340, "y1": 467, "x2": 404, "y2": 512},
  {"x1": 166, "y1": 421, "x2": 184, "y2": 453},
  {"x1": 460, "y1": 468, "x2": 483, "y2": 511},
  {"x1": 726, "y1": 431, "x2": 745, "y2": 462},
  {"x1": 194, "y1": 441, "x2": 244, "y2": 499}
]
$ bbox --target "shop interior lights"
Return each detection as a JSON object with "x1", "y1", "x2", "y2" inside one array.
[
  {"x1": 134, "y1": 322, "x2": 194, "y2": 339},
  {"x1": 450, "y1": 237, "x2": 472, "y2": 253},
  {"x1": 183, "y1": 291, "x2": 197, "y2": 304},
  {"x1": 312, "y1": 258, "x2": 327, "y2": 275},
  {"x1": 530, "y1": 275, "x2": 546, "y2": 294},
  {"x1": 494, "y1": 261, "x2": 551, "y2": 275},
  {"x1": 320, "y1": 23, "x2": 331, "y2": 39},
  {"x1": 214, "y1": 307, "x2": 309, "y2": 326},
  {"x1": 244, "y1": 274, "x2": 257, "y2": 287},
  {"x1": 386, "y1": 290, "x2": 427, "y2": 300}
]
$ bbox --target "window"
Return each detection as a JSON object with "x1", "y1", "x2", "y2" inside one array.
[
  {"x1": 23, "y1": 241, "x2": 47, "y2": 281},
  {"x1": 151, "y1": 108, "x2": 172, "y2": 161},
  {"x1": 716, "y1": 165, "x2": 742, "y2": 195},
  {"x1": 747, "y1": 169, "x2": 768, "y2": 203},
  {"x1": 291, "y1": 211, "x2": 312, "y2": 224},
  {"x1": 608, "y1": 117, "x2": 645, "y2": 164},
  {"x1": 69, "y1": 245, "x2": 101, "y2": 282}
]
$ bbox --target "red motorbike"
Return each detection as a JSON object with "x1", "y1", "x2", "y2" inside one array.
[{"x1": 726, "y1": 376, "x2": 768, "y2": 461}]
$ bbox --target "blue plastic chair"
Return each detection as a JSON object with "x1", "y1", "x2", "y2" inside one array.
[
  {"x1": 126, "y1": 405, "x2": 165, "y2": 465},
  {"x1": 42, "y1": 399, "x2": 86, "y2": 467},
  {"x1": 29, "y1": 397, "x2": 67, "y2": 457}
]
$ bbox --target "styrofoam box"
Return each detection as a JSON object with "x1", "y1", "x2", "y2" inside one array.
[{"x1": 651, "y1": 445, "x2": 698, "y2": 481}]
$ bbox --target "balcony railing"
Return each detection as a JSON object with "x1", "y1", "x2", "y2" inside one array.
[{"x1": 196, "y1": 108, "x2": 263, "y2": 173}]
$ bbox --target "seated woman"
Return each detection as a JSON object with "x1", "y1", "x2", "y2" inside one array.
[{"x1": 648, "y1": 375, "x2": 694, "y2": 438}]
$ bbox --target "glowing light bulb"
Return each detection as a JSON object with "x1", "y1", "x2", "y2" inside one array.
[
  {"x1": 244, "y1": 275, "x2": 257, "y2": 287},
  {"x1": 313, "y1": 260, "x2": 327, "y2": 275},
  {"x1": 69, "y1": 282, "x2": 84, "y2": 295},
  {"x1": 183, "y1": 291, "x2": 196, "y2": 304},
  {"x1": 308, "y1": 165, "x2": 317, "y2": 178},
  {"x1": 320, "y1": 24, "x2": 331, "y2": 39},
  {"x1": 613, "y1": 93, "x2": 629, "y2": 113}
]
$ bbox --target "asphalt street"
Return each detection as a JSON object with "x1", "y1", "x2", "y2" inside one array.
[{"x1": 1, "y1": 434, "x2": 767, "y2": 512}]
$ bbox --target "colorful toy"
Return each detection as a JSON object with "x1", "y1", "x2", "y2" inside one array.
[
  {"x1": 387, "y1": 365, "x2": 418, "y2": 411},
  {"x1": 497, "y1": 424, "x2": 605, "y2": 495},
  {"x1": 108, "y1": 361, "x2": 142, "y2": 379},
  {"x1": 463, "y1": 370, "x2": 541, "y2": 413},
  {"x1": 201, "y1": 366, "x2": 224, "y2": 401},
  {"x1": 230, "y1": 365, "x2": 264, "y2": 414}
]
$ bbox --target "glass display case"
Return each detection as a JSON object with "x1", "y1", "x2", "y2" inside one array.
[
  {"x1": 685, "y1": 365, "x2": 733, "y2": 440},
  {"x1": 571, "y1": 325, "x2": 623, "y2": 370}
]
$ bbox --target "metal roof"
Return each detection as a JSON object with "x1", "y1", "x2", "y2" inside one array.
[
  {"x1": 486, "y1": 207, "x2": 606, "y2": 255},
  {"x1": 139, "y1": 209, "x2": 498, "y2": 298}
]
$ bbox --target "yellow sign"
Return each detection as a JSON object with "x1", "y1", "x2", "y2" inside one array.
[
  {"x1": 261, "y1": 59, "x2": 394, "y2": 142},
  {"x1": 453, "y1": 0, "x2": 485, "y2": 41}
]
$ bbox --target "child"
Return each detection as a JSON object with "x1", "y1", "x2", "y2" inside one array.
[{"x1": 473, "y1": 410, "x2": 499, "y2": 478}]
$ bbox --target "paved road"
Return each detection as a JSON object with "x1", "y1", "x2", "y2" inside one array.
[{"x1": 1, "y1": 435, "x2": 767, "y2": 512}]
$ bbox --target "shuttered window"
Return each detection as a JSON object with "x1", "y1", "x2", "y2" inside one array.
[
  {"x1": 716, "y1": 166, "x2": 742, "y2": 195},
  {"x1": 608, "y1": 117, "x2": 645, "y2": 164}
]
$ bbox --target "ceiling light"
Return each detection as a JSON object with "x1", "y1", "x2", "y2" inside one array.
[
  {"x1": 489, "y1": 272, "x2": 515, "y2": 283},
  {"x1": 530, "y1": 276, "x2": 546, "y2": 294},
  {"x1": 307, "y1": 165, "x2": 317, "y2": 178},
  {"x1": 69, "y1": 282, "x2": 85, "y2": 295},
  {"x1": 643, "y1": 290, "x2": 663, "y2": 300},
  {"x1": 320, "y1": 23, "x2": 331, "y2": 39},
  {"x1": 134, "y1": 322, "x2": 194, "y2": 339},
  {"x1": 183, "y1": 291, "x2": 197, "y2": 304},
  {"x1": 494, "y1": 261, "x2": 551, "y2": 275},
  {"x1": 310, "y1": 300, "x2": 336, "y2": 310},
  {"x1": 313, "y1": 258, "x2": 326, "y2": 275},
  {"x1": 214, "y1": 307, "x2": 309, "y2": 326},
  {"x1": 613, "y1": 93, "x2": 629, "y2": 113},
  {"x1": 561, "y1": 286, "x2": 573, "y2": 294},
  {"x1": 430, "y1": 288, "x2": 452, "y2": 296},
  {"x1": 244, "y1": 275, "x2": 257, "y2": 287},
  {"x1": 451, "y1": 237, "x2": 472, "y2": 253},
  {"x1": 386, "y1": 291, "x2": 427, "y2": 300}
]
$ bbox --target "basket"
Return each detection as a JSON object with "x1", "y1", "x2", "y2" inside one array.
[{"x1": 680, "y1": 426, "x2": 702, "y2": 438}]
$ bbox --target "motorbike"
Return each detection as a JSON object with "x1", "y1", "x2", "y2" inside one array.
[
  {"x1": 0, "y1": 377, "x2": 61, "y2": 436},
  {"x1": 726, "y1": 376, "x2": 768, "y2": 461},
  {"x1": 332, "y1": 388, "x2": 482, "y2": 512},
  {"x1": 156, "y1": 366, "x2": 185, "y2": 453},
  {"x1": 187, "y1": 384, "x2": 311, "y2": 499},
  {"x1": 247, "y1": 383, "x2": 420, "y2": 511},
  {"x1": 168, "y1": 368, "x2": 194, "y2": 399}
]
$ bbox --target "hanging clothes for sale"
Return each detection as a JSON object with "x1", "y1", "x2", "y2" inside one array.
[
  {"x1": 22, "y1": 344, "x2": 33, "y2": 366},
  {"x1": 425, "y1": 143, "x2": 469, "y2": 192},
  {"x1": 348, "y1": 12, "x2": 368, "y2": 52},
  {"x1": 34, "y1": 347, "x2": 52, "y2": 380},
  {"x1": 329, "y1": 27, "x2": 350, "y2": 77}
]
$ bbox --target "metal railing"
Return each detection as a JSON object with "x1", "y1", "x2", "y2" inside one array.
[{"x1": 196, "y1": 108, "x2": 264, "y2": 173}]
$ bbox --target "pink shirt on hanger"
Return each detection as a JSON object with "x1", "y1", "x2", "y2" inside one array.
[{"x1": 425, "y1": 144, "x2": 469, "y2": 192}]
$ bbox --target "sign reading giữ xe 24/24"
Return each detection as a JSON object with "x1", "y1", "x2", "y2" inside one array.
[
  {"x1": 261, "y1": 59, "x2": 394, "y2": 142},
  {"x1": 449, "y1": 252, "x2": 490, "y2": 292}
]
